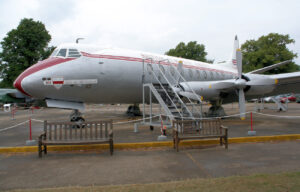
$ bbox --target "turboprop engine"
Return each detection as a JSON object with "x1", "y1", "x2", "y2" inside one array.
[{"x1": 178, "y1": 49, "x2": 278, "y2": 120}]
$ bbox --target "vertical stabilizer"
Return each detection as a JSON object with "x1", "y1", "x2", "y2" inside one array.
[{"x1": 231, "y1": 35, "x2": 239, "y2": 68}]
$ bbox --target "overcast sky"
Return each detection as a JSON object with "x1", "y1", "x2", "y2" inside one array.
[{"x1": 0, "y1": 0, "x2": 300, "y2": 63}]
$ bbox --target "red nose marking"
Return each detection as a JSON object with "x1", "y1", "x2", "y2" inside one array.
[{"x1": 13, "y1": 57, "x2": 76, "y2": 96}]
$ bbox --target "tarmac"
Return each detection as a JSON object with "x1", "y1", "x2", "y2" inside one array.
[
  {"x1": 1, "y1": 103, "x2": 300, "y2": 146},
  {"x1": 0, "y1": 102, "x2": 300, "y2": 190}
]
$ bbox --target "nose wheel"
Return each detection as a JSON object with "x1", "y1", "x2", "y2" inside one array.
[{"x1": 70, "y1": 110, "x2": 85, "y2": 128}]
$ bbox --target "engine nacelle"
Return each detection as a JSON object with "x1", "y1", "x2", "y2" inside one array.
[
  {"x1": 245, "y1": 74, "x2": 276, "y2": 96},
  {"x1": 179, "y1": 81, "x2": 221, "y2": 100}
]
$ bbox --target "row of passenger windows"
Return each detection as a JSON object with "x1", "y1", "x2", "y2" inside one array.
[
  {"x1": 51, "y1": 48, "x2": 81, "y2": 58},
  {"x1": 147, "y1": 64, "x2": 236, "y2": 80}
]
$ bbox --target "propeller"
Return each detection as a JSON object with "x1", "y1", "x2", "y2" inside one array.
[
  {"x1": 236, "y1": 49, "x2": 247, "y2": 120},
  {"x1": 178, "y1": 49, "x2": 277, "y2": 120}
]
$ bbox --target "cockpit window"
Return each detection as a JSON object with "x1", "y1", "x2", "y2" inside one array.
[
  {"x1": 68, "y1": 49, "x2": 81, "y2": 58},
  {"x1": 57, "y1": 49, "x2": 67, "y2": 57},
  {"x1": 51, "y1": 48, "x2": 81, "y2": 58},
  {"x1": 50, "y1": 49, "x2": 59, "y2": 57}
]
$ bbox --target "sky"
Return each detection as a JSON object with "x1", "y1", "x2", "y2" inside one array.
[{"x1": 0, "y1": 0, "x2": 300, "y2": 63}]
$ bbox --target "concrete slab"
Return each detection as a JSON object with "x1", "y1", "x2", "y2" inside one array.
[{"x1": 0, "y1": 141, "x2": 300, "y2": 190}]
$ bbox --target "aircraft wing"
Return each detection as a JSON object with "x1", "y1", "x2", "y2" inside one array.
[
  {"x1": 247, "y1": 60, "x2": 292, "y2": 74},
  {"x1": 267, "y1": 71, "x2": 300, "y2": 95}
]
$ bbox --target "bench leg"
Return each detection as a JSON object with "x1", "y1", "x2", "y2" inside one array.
[
  {"x1": 173, "y1": 138, "x2": 175, "y2": 149},
  {"x1": 38, "y1": 142, "x2": 42, "y2": 158},
  {"x1": 176, "y1": 138, "x2": 180, "y2": 152},
  {"x1": 44, "y1": 145, "x2": 47, "y2": 154},
  {"x1": 225, "y1": 129, "x2": 228, "y2": 149},
  {"x1": 174, "y1": 131, "x2": 179, "y2": 152},
  {"x1": 220, "y1": 137, "x2": 223, "y2": 146},
  {"x1": 110, "y1": 139, "x2": 114, "y2": 155},
  {"x1": 225, "y1": 136, "x2": 228, "y2": 149}
]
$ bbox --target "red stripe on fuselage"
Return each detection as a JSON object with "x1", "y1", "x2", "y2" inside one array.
[
  {"x1": 13, "y1": 57, "x2": 75, "y2": 96},
  {"x1": 81, "y1": 52, "x2": 236, "y2": 75}
]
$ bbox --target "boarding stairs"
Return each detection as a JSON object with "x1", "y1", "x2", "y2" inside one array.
[
  {"x1": 271, "y1": 97, "x2": 288, "y2": 111},
  {"x1": 254, "y1": 97, "x2": 288, "y2": 112},
  {"x1": 141, "y1": 59, "x2": 203, "y2": 128}
]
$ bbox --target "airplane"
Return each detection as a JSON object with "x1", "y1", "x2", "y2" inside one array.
[{"x1": 13, "y1": 36, "x2": 300, "y2": 123}]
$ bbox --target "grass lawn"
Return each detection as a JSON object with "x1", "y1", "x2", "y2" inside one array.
[{"x1": 9, "y1": 172, "x2": 300, "y2": 192}]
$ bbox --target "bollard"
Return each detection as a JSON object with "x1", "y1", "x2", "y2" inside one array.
[
  {"x1": 11, "y1": 107, "x2": 16, "y2": 120},
  {"x1": 29, "y1": 117, "x2": 32, "y2": 140},
  {"x1": 26, "y1": 115, "x2": 37, "y2": 145},
  {"x1": 134, "y1": 123, "x2": 139, "y2": 133},
  {"x1": 158, "y1": 115, "x2": 167, "y2": 141},
  {"x1": 248, "y1": 112, "x2": 256, "y2": 136}
]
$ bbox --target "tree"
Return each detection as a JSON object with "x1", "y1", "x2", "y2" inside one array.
[
  {"x1": 241, "y1": 33, "x2": 298, "y2": 74},
  {"x1": 0, "y1": 18, "x2": 52, "y2": 88},
  {"x1": 165, "y1": 41, "x2": 211, "y2": 62}
]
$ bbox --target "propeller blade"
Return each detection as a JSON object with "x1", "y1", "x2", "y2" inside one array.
[
  {"x1": 238, "y1": 89, "x2": 246, "y2": 120},
  {"x1": 236, "y1": 49, "x2": 243, "y2": 79}
]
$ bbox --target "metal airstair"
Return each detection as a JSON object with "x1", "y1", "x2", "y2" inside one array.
[{"x1": 141, "y1": 58, "x2": 203, "y2": 128}]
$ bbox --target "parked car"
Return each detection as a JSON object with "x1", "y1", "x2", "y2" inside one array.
[{"x1": 280, "y1": 94, "x2": 296, "y2": 103}]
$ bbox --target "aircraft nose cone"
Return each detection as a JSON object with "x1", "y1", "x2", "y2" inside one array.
[{"x1": 14, "y1": 73, "x2": 31, "y2": 96}]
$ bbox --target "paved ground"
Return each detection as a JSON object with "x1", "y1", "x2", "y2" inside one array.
[
  {"x1": 0, "y1": 103, "x2": 300, "y2": 146},
  {"x1": 0, "y1": 141, "x2": 300, "y2": 190}
]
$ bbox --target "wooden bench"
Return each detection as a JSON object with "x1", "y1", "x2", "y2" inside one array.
[
  {"x1": 38, "y1": 120, "x2": 113, "y2": 157},
  {"x1": 172, "y1": 118, "x2": 228, "y2": 151}
]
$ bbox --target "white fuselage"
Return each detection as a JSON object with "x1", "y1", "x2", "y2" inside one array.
[{"x1": 14, "y1": 44, "x2": 238, "y2": 104}]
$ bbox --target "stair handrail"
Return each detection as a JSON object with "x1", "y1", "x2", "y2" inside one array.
[
  {"x1": 161, "y1": 59, "x2": 203, "y2": 117},
  {"x1": 147, "y1": 62, "x2": 183, "y2": 118},
  {"x1": 172, "y1": 61, "x2": 203, "y2": 105},
  {"x1": 155, "y1": 59, "x2": 194, "y2": 119}
]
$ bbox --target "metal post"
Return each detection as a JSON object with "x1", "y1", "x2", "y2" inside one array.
[
  {"x1": 143, "y1": 85, "x2": 145, "y2": 123},
  {"x1": 142, "y1": 59, "x2": 145, "y2": 123},
  {"x1": 29, "y1": 117, "x2": 32, "y2": 140},
  {"x1": 150, "y1": 88, "x2": 152, "y2": 124}
]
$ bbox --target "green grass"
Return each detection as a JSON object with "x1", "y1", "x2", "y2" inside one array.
[{"x1": 9, "y1": 172, "x2": 300, "y2": 192}]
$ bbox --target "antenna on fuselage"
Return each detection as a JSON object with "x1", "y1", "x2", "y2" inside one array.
[{"x1": 76, "y1": 38, "x2": 84, "y2": 44}]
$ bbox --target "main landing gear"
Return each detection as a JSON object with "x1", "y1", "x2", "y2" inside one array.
[
  {"x1": 126, "y1": 104, "x2": 142, "y2": 117},
  {"x1": 207, "y1": 100, "x2": 226, "y2": 117}
]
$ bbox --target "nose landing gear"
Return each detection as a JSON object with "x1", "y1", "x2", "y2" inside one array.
[{"x1": 70, "y1": 109, "x2": 85, "y2": 128}]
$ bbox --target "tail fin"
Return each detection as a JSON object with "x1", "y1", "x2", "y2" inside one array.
[
  {"x1": 218, "y1": 35, "x2": 239, "y2": 69},
  {"x1": 231, "y1": 35, "x2": 239, "y2": 68}
]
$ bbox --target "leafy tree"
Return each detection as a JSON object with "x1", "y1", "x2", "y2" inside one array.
[
  {"x1": 241, "y1": 33, "x2": 298, "y2": 74},
  {"x1": 165, "y1": 41, "x2": 211, "y2": 62},
  {"x1": 0, "y1": 18, "x2": 52, "y2": 88}
]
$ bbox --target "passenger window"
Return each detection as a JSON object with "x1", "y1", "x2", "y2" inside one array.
[
  {"x1": 210, "y1": 71, "x2": 214, "y2": 80},
  {"x1": 159, "y1": 65, "x2": 165, "y2": 74},
  {"x1": 203, "y1": 71, "x2": 207, "y2": 79},
  {"x1": 170, "y1": 66, "x2": 176, "y2": 76},
  {"x1": 188, "y1": 69, "x2": 193, "y2": 79},
  {"x1": 57, "y1": 49, "x2": 67, "y2": 57},
  {"x1": 196, "y1": 70, "x2": 200, "y2": 79}
]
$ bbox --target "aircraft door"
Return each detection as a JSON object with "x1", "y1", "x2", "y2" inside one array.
[{"x1": 143, "y1": 59, "x2": 156, "y2": 84}]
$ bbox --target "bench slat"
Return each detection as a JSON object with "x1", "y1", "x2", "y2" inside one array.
[{"x1": 42, "y1": 140, "x2": 110, "y2": 145}]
